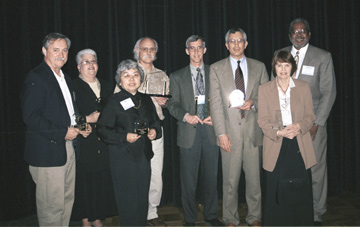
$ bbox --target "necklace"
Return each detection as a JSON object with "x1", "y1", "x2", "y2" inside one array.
[{"x1": 133, "y1": 100, "x2": 142, "y2": 109}]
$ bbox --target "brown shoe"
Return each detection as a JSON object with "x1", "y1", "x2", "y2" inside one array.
[
  {"x1": 147, "y1": 218, "x2": 167, "y2": 227},
  {"x1": 226, "y1": 223, "x2": 236, "y2": 227},
  {"x1": 249, "y1": 220, "x2": 261, "y2": 227}
]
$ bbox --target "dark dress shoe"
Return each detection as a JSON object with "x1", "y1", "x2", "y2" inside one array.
[
  {"x1": 314, "y1": 221, "x2": 323, "y2": 226},
  {"x1": 205, "y1": 218, "x2": 224, "y2": 226},
  {"x1": 147, "y1": 218, "x2": 167, "y2": 227}
]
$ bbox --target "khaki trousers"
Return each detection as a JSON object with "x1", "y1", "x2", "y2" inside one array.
[{"x1": 29, "y1": 141, "x2": 76, "y2": 227}]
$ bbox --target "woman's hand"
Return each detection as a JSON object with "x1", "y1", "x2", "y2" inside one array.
[
  {"x1": 277, "y1": 123, "x2": 300, "y2": 139},
  {"x1": 86, "y1": 111, "x2": 100, "y2": 123},
  {"x1": 127, "y1": 133, "x2": 141, "y2": 143},
  {"x1": 147, "y1": 129, "x2": 157, "y2": 140}
]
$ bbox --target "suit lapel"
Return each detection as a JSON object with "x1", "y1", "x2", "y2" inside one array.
[
  {"x1": 183, "y1": 66, "x2": 196, "y2": 109},
  {"x1": 246, "y1": 58, "x2": 255, "y2": 100}
]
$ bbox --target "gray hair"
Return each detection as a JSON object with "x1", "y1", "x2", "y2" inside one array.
[
  {"x1": 289, "y1": 18, "x2": 311, "y2": 34},
  {"x1": 115, "y1": 59, "x2": 144, "y2": 85},
  {"x1": 185, "y1": 35, "x2": 206, "y2": 48},
  {"x1": 225, "y1": 28, "x2": 248, "y2": 43},
  {"x1": 75, "y1": 49, "x2": 97, "y2": 65},
  {"x1": 42, "y1": 32, "x2": 71, "y2": 50},
  {"x1": 133, "y1": 37, "x2": 158, "y2": 60}
]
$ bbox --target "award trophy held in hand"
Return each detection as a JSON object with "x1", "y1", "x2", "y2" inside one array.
[
  {"x1": 73, "y1": 112, "x2": 88, "y2": 131},
  {"x1": 134, "y1": 118, "x2": 149, "y2": 135}
]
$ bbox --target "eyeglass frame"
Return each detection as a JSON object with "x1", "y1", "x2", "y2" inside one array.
[
  {"x1": 290, "y1": 29, "x2": 309, "y2": 35},
  {"x1": 227, "y1": 38, "x2": 245, "y2": 45},
  {"x1": 81, "y1": 60, "x2": 98, "y2": 65}
]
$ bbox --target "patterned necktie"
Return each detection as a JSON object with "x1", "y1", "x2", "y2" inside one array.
[
  {"x1": 235, "y1": 61, "x2": 245, "y2": 118},
  {"x1": 196, "y1": 68, "x2": 205, "y2": 96},
  {"x1": 195, "y1": 68, "x2": 206, "y2": 119},
  {"x1": 294, "y1": 51, "x2": 300, "y2": 65}
]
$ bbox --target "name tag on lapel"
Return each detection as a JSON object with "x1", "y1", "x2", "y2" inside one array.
[
  {"x1": 120, "y1": 98, "x2": 135, "y2": 110},
  {"x1": 301, "y1": 65, "x2": 315, "y2": 76}
]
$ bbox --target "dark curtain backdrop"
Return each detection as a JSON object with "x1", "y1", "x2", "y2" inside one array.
[{"x1": 1, "y1": 0, "x2": 359, "y2": 220}]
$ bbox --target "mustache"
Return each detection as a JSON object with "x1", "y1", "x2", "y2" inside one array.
[
  {"x1": 55, "y1": 57, "x2": 66, "y2": 61},
  {"x1": 142, "y1": 55, "x2": 154, "y2": 60}
]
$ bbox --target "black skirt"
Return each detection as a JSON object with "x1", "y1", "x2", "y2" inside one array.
[{"x1": 263, "y1": 137, "x2": 314, "y2": 226}]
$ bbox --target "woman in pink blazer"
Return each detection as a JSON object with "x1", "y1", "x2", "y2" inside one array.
[{"x1": 258, "y1": 50, "x2": 317, "y2": 226}]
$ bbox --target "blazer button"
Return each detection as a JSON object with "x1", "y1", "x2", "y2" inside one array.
[
  {"x1": 98, "y1": 150, "x2": 101, "y2": 154},
  {"x1": 193, "y1": 126, "x2": 196, "y2": 128},
  {"x1": 238, "y1": 123, "x2": 241, "y2": 126}
]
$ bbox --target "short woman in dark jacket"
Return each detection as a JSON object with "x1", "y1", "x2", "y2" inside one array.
[{"x1": 97, "y1": 59, "x2": 162, "y2": 226}]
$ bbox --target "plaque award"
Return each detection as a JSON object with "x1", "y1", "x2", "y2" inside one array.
[
  {"x1": 229, "y1": 89, "x2": 245, "y2": 108},
  {"x1": 134, "y1": 118, "x2": 149, "y2": 135},
  {"x1": 144, "y1": 71, "x2": 171, "y2": 98}
]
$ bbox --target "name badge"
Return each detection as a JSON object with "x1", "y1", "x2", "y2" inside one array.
[
  {"x1": 302, "y1": 65, "x2": 315, "y2": 76},
  {"x1": 197, "y1": 95, "x2": 205, "y2": 104},
  {"x1": 120, "y1": 98, "x2": 135, "y2": 110}
]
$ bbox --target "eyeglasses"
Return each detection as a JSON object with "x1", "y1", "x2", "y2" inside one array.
[
  {"x1": 291, "y1": 29, "x2": 308, "y2": 35},
  {"x1": 139, "y1": 47, "x2": 157, "y2": 53},
  {"x1": 121, "y1": 73, "x2": 140, "y2": 79},
  {"x1": 228, "y1": 38, "x2": 245, "y2": 44},
  {"x1": 188, "y1": 46, "x2": 204, "y2": 52},
  {"x1": 81, "y1": 60, "x2": 98, "y2": 65}
]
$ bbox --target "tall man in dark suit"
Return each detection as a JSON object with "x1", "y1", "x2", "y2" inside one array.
[
  {"x1": 209, "y1": 28, "x2": 269, "y2": 227},
  {"x1": 21, "y1": 33, "x2": 91, "y2": 226},
  {"x1": 168, "y1": 35, "x2": 223, "y2": 227},
  {"x1": 275, "y1": 18, "x2": 336, "y2": 225}
]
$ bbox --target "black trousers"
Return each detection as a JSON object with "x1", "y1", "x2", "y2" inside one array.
[
  {"x1": 109, "y1": 149, "x2": 151, "y2": 226},
  {"x1": 263, "y1": 138, "x2": 314, "y2": 226}
]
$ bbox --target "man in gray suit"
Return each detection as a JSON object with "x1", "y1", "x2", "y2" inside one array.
[
  {"x1": 168, "y1": 35, "x2": 223, "y2": 227},
  {"x1": 209, "y1": 28, "x2": 269, "y2": 227},
  {"x1": 276, "y1": 18, "x2": 336, "y2": 226}
]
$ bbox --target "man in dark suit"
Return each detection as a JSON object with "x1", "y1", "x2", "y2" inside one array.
[
  {"x1": 275, "y1": 18, "x2": 336, "y2": 226},
  {"x1": 21, "y1": 33, "x2": 91, "y2": 226},
  {"x1": 168, "y1": 35, "x2": 222, "y2": 226},
  {"x1": 209, "y1": 28, "x2": 269, "y2": 227}
]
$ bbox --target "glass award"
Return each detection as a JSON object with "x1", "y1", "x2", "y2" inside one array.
[
  {"x1": 74, "y1": 112, "x2": 87, "y2": 131},
  {"x1": 134, "y1": 118, "x2": 149, "y2": 135},
  {"x1": 229, "y1": 89, "x2": 245, "y2": 108}
]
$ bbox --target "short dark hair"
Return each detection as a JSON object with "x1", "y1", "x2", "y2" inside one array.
[
  {"x1": 115, "y1": 59, "x2": 144, "y2": 85},
  {"x1": 185, "y1": 35, "x2": 206, "y2": 48},
  {"x1": 271, "y1": 50, "x2": 297, "y2": 77},
  {"x1": 42, "y1": 32, "x2": 71, "y2": 50}
]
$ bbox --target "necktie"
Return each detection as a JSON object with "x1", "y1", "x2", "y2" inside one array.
[
  {"x1": 195, "y1": 68, "x2": 206, "y2": 119},
  {"x1": 235, "y1": 61, "x2": 245, "y2": 118},
  {"x1": 294, "y1": 51, "x2": 300, "y2": 65},
  {"x1": 196, "y1": 68, "x2": 205, "y2": 96}
]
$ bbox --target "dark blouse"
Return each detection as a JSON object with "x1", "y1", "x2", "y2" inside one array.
[
  {"x1": 72, "y1": 77, "x2": 113, "y2": 172},
  {"x1": 97, "y1": 89, "x2": 162, "y2": 162}
]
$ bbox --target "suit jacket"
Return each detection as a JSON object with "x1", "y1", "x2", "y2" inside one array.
[
  {"x1": 168, "y1": 64, "x2": 216, "y2": 148},
  {"x1": 97, "y1": 90, "x2": 162, "y2": 162},
  {"x1": 21, "y1": 61, "x2": 78, "y2": 167},
  {"x1": 257, "y1": 79, "x2": 317, "y2": 172},
  {"x1": 279, "y1": 45, "x2": 336, "y2": 126},
  {"x1": 209, "y1": 56, "x2": 269, "y2": 148}
]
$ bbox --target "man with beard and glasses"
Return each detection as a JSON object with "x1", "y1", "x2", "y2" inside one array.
[
  {"x1": 273, "y1": 18, "x2": 336, "y2": 226},
  {"x1": 114, "y1": 37, "x2": 169, "y2": 227}
]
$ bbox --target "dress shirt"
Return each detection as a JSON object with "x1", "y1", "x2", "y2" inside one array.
[
  {"x1": 277, "y1": 77, "x2": 296, "y2": 126},
  {"x1": 229, "y1": 56, "x2": 248, "y2": 92},
  {"x1": 291, "y1": 44, "x2": 309, "y2": 79},
  {"x1": 52, "y1": 69, "x2": 76, "y2": 125}
]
